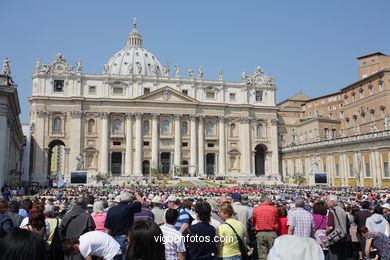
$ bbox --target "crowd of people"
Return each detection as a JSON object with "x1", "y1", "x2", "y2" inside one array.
[{"x1": 0, "y1": 184, "x2": 389, "y2": 260}]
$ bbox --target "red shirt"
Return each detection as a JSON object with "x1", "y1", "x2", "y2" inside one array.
[
  {"x1": 277, "y1": 217, "x2": 288, "y2": 235},
  {"x1": 252, "y1": 202, "x2": 278, "y2": 231}
]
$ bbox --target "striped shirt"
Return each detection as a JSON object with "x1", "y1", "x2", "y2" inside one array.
[{"x1": 160, "y1": 224, "x2": 186, "y2": 260}]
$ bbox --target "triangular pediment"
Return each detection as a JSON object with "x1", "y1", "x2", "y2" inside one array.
[{"x1": 135, "y1": 87, "x2": 199, "y2": 104}]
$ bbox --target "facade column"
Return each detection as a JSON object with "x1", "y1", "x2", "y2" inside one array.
[
  {"x1": 32, "y1": 110, "x2": 47, "y2": 184},
  {"x1": 218, "y1": 116, "x2": 226, "y2": 175},
  {"x1": 198, "y1": 115, "x2": 205, "y2": 176},
  {"x1": 190, "y1": 115, "x2": 197, "y2": 176},
  {"x1": 174, "y1": 114, "x2": 181, "y2": 170},
  {"x1": 124, "y1": 113, "x2": 133, "y2": 176},
  {"x1": 151, "y1": 113, "x2": 159, "y2": 169},
  {"x1": 100, "y1": 112, "x2": 109, "y2": 176},
  {"x1": 70, "y1": 111, "x2": 83, "y2": 172},
  {"x1": 240, "y1": 118, "x2": 251, "y2": 175},
  {"x1": 134, "y1": 113, "x2": 143, "y2": 176},
  {"x1": 270, "y1": 119, "x2": 280, "y2": 178}
]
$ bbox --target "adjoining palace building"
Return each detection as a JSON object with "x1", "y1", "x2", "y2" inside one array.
[
  {"x1": 279, "y1": 52, "x2": 390, "y2": 187},
  {"x1": 29, "y1": 21, "x2": 279, "y2": 184}
]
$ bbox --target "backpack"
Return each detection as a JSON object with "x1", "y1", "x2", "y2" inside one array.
[{"x1": 0, "y1": 216, "x2": 12, "y2": 239}]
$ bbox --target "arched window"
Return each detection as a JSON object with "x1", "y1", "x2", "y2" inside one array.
[
  {"x1": 206, "y1": 122, "x2": 214, "y2": 136},
  {"x1": 256, "y1": 124, "x2": 264, "y2": 137},
  {"x1": 112, "y1": 119, "x2": 121, "y2": 134},
  {"x1": 143, "y1": 120, "x2": 150, "y2": 134},
  {"x1": 88, "y1": 119, "x2": 95, "y2": 134},
  {"x1": 162, "y1": 119, "x2": 170, "y2": 135},
  {"x1": 181, "y1": 122, "x2": 188, "y2": 136},
  {"x1": 53, "y1": 117, "x2": 62, "y2": 133},
  {"x1": 230, "y1": 123, "x2": 236, "y2": 137}
]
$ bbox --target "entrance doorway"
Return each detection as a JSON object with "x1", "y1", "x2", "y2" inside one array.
[
  {"x1": 206, "y1": 153, "x2": 215, "y2": 175},
  {"x1": 142, "y1": 160, "x2": 150, "y2": 176},
  {"x1": 182, "y1": 160, "x2": 189, "y2": 176},
  {"x1": 255, "y1": 145, "x2": 266, "y2": 177},
  {"x1": 160, "y1": 152, "x2": 171, "y2": 175},
  {"x1": 111, "y1": 152, "x2": 122, "y2": 175},
  {"x1": 48, "y1": 140, "x2": 66, "y2": 184}
]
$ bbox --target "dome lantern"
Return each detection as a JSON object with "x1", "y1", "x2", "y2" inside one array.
[{"x1": 127, "y1": 18, "x2": 142, "y2": 48}]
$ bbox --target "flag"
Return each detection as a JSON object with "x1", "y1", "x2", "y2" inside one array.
[{"x1": 56, "y1": 172, "x2": 65, "y2": 188}]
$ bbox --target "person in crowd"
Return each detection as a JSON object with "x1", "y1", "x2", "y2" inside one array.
[
  {"x1": 22, "y1": 208, "x2": 46, "y2": 238},
  {"x1": 217, "y1": 203, "x2": 245, "y2": 260},
  {"x1": 231, "y1": 193, "x2": 249, "y2": 237},
  {"x1": 0, "y1": 200, "x2": 13, "y2": 240},
  {"x1": 160, "y1": 208, "x2": 186, "y2": 260},
  {"x1": 276, "y1": 205, "x2": 288, "y2": 236},
  {"x1": 267, "y1": 235, "x2": 325, "y2": 260},
  {"x1": 287, "y1": 198, "x2": 314, "y2": 238},
  {"x1": 60, "y1": 197, "x2": 96, "y2": 260},
  {"x1": 1, "y1": 186, "x2": 10, "y2": 201},
  {"x1": 91, "y1": 201, "x2": 107, "y2": 232},
  {"x1": 62, "y1": 230, "x2": 121, "y2": 260},
  {"x1": 86, "y1": 195, "x2": 95, "y2": 214},
  {"x1": 252, "y1": 194, "x2": 278, "y2": 260},
  {"x1": 151, "y1": 195, "x2": 165, "y2": 225},
  {"x1": 327, "y1": 195, "x2": 349, "y2": 260},
  {"x1": 0, "y1": 228, "x2": 48, "y2": 260},
  {"x1": 354, "y1": 200, "x2": 372, "y2": 260},
  {"x1": 382, "y1": 203, "x2": 390, "y2": 223},
  {"x1": 358, "y1": 226, "x2": 390, "y2": 260},
  {"x1": 126, "y1": 221, "x2": 165, "y2": 260},
  {"x1": 7, "y1": 200, "x2": 23, "y2": 227},
  {"x1": 134, "y1": 202, "x2": 154, "y2": 223},
  {"x1": 44, "y1": 204, "x2": 61, "y2": 245},
  {"x1": 105, "y1": 190, "x2": 143, "y2": 260},
  {"x1": 167, "y1": 196, "x2": 190, "y2": 233},
  {"x1": 241, "y1": 195, "x2": 253, "y2": 220},
  {"x1": 183, "y1": 201, "x2": 217, "y2": 260},
  {"x1": 182, "y1": 199, "x2": 196, "y2": 224},
  {"x1": 19, "y1": 198, "x2": 32, "y2": 218},
  {"x1": 366, "y1": 205, "x2": 389, "y2": 234},
  {"x1": 311, "y1": 201, "x2": 329, "y2": 255}
]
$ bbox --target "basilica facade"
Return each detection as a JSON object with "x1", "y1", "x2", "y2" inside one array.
[{"x1": 29, "y1": 22, "x2": 279, "y2": 184}]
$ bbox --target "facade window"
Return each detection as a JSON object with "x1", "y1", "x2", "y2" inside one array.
[
  {"x1": 113, "y1": 87, "x2": 123, "y2": 94},
  {"x1": 335, "y1": 164, "x2": 340, "y2": 177},
  {"x1": 340, "y1": 111, "x2": 344, "y2": 118},
  {"x1": 87, "y1": 119, "x2": 95, "y2": 133},
  {"x1": 229, "y1": 93, "x2": 236, "y2": 101},
  {"x1": 162, "y1": 119, "x2": 170, "y2": 135},
  {"x1": 113, "y1": 141, "x2": 121, "y2": 146},
  {"x1": 53, "y1": 117, "x2": 62, "y2": 133},
  {"x1": 143, "y1": 120, "x2": 149, "y2": 134},
  {"x1": 323, "y1": 164, "x2": 326, "y2": 172},
  {"x1": 89, "y1": 86, "x2": 96, "y2": 94},
  {"x1": 182, "y1": 142, "x2": 188, "y2": 147},
  {"x1": 207, "y1": 143, "x2": 214, "y2": 147},
  {"x1": 206, "y1": 92, "x2": 215, "y2": 99},
  {"x1": 230, "y1": 123, "x2": 236, "y2": 137},
  {"x1": 365, "y1": 162, "x2": 371, "y2": 177},
  {"x1": 256, "y1": 124, "x2": 264, "y2": 138},
  {"x1": 182, "y1": 89, "x2": 188, "y2": 95},
  {"x1": 206, "y1": 122, "x2": 214, "y2": 136},
  {"x1": 324, "y1": 128, "x2": 329, "y2": 138},
  {"x1": 112, "y1": 119, "x2": 121, "y2": 134},
  {"x1": 181, "y1": 122, "x2": 188, "y2": 136},
  {"x1": 384, "y1": 162, "x2": 389, "y2": 177},
  {"x1": 53, "y1": 80, "x2": 64, "y2": 92},
  {"x1": 255, "y1": 90, "x2": 263, "y2": 102},
  {"x1": 143, "y1": 141, "x2": 149, "y2": 146},
  {"x1": 144, "y1": 88, "x2": 150, "y2": 95},
  {"x1": 332, "y1": 129, "x2": 336, "y2": 138},
  {"x1": 349, "y1": 163, "x2": 354, "y2": 177}
]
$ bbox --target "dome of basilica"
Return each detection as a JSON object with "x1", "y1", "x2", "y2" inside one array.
[{"x1": 104, "y1": 20, "x2": 162, "y2": 77}]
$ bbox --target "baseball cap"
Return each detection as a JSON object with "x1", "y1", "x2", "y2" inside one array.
[
  {"x1": 167, "y1": 195, "x2": 178, "y2": 202},
  {"x1": 152, "y1": 195, "x2": 163, "y2": 204}
]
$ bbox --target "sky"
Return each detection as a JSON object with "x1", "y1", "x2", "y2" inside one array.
[{"x1": 1, "y1": 0, "x2": 389, "y2": 123}]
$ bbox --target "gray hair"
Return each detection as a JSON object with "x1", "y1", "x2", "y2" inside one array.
[
  {"x1": 43, "y1": 204, "x2": 55, "y2": 218},
  {"x1": 295, "y1": 199, "x2": 305, "y2": 208},
  {"x1": 93, "y1": 201, "x2": 104, "y2": 213},
  {"x1": 260, "y1": 194, "x2": 271, "y2": 203},
  {"x1": 327, "y1": 195, "x2": 339, "y2": 204}
]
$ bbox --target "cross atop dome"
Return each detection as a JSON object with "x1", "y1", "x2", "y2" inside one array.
[{"x1": 127, "y1": 18, "x2": 142, "y2": 47}]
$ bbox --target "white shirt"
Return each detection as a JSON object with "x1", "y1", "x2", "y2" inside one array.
[
  {"x1": 79, "y1": 231, "x2": 121, "y2": 260},
  {"x1": 160, "y1": 224, "x2": 186, "y2": 260}
]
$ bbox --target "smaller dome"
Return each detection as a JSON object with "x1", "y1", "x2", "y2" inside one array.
[{"x1": 104, "y1": 19, "x2": 162, "y2": 77}]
